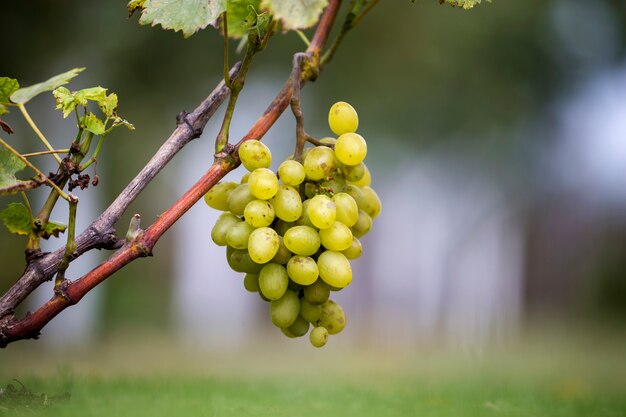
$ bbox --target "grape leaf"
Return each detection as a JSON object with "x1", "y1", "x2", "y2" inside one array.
[
  {"x1": 128, "y1": 0, "x2": 147, "y2": 17},
  {"x1": 138, "y1": 0, "x2": 226, "y2": 38},
  {"x1": 74, "y1": 86, "x2": 108, "y2": 106},
  {"x1": 430, "y1": 0, "x2": 492, "y2": 10},
  {"x1": 261, "y1": 0, "x2": 327, "y2": 30},
  {"x1": 42, "y1": 220, "x2": 67, "y2": 239},
  {"x1": 53, "y1": 87, "x2": 76, "y2": 118},
  {"x1": 0, "y1": 77, "x2": 19, "y2": 104},
  {"x1": 10, "y1": 68, "x2": 85, "y2": 105},
  {"x1": 226, "y1": 0, "x2": 261, "y2": 39},
  {"x1": 82, "y1": 113, "x2": 106, "y2": 135},
  {"x1": 0, "y1": 145, "x2": 28, "y2": 194},
  {"x1": 99, "y1": 93, "x2": 118, "y2": 118},
  {"x1": 0, "y1": 203, "x2": 31, "y2": 236}
]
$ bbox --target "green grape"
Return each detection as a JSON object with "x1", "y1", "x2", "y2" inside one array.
[
  {"x1": 248, "y1": 227, "x2": 280, "y2": 264},
  {"x1": 248, "y1": 168, "x2": 279, "y2": 200},
  {"x1": 300, "y1": 298, "x2": 322, "y2": 323},
  {"x1": 296, "y1": 199, "x2": 318, "y2": 229},
  {"x1": 303, "y1": 279, "x2": 330, "y2": 305},
  {"x1": 269, "y1": 185, "x2": 302, "y2": 222},
  {"x1": 303, "y1": 146, "x2": 336, "y2": 181},
  {"x1": 318, "y1": 300, "x2": 346, "y2": 335},
  {"x1": 345, "y1": 184, "x2": 364, "y2": 207},
  {"x1": 240, "y1": 172, "x2": 250, "y2": 184},
  {"x1": 359, "y1": 186, "x2": 382, "y2": 219},
  {"x1": 341, "y1": 237, "x2": 362, "y2": 260},
  {"x1": 319, "y1": 174, "x2": 347, "y2": 195},
  {"x1": 351, "y1": 210, "x2": 372, "y2": 238},
  {"x1": 270, "y1": 290, "x2": 300, "y2": 328},
  {"x1": 274, "y1": 220, "x2": 296, "y2": 236},
  {"x1": 244, "y1": 199, "x2": 275, "y2": 228},
  {"x1": 286, "y1": 255, "x2": 319, "y2": 285},
  {"x1": 238, "y1": 140, "x2": 272, "y2": 171},
  {"x1": 319, "y1": 137, "x2": 337, "y2": 145},
  {"x1": 332, "y1": 192, "x2": 359, "y2": 227},
  {"x1": 283, "y1": 225, "x2": 321, "y2": 256},
  {"x1": 227, "y1": 183, "x2": 256, "y2": 216},
  {"x1": 328, "y1": 101, "x2": 359, "y2": 136},
  {"x1": 349, "y1": 164, "x2": 371, "y2": 187},
  {"x1": 227, "y1": 247, "x2": 262, "y2": 274},
  {"x1": 309, "y1": 326, "x2": 329, "y2": 348},
  {"x1": 307, "y1": 195, "x2": 336, "y2": 229},
  {"x1": 259, "y1": 263, "x2": 289, "y2": 300},
  {"x1": 243, "y1": 273, "x2": 260, "y2": 292},
  {"x1": 285, "y1": 315, "x2": 310, "y2": 337},
  {"x1": 334, "y1": 133, "x2": 367, "y2": 166},
  {"x1": 304, "y1": 182, "x2": 317, "y2": 199},
  {"x1": 278, "y1": 160, "x2": 306, "y2": 186},
  {"x1": 317, "y1": 251, "x2": 352, "y2": 288},
  {"x1": 271, "y1": 236, "x2": 292, "y2": 264},
  {"x1": 319, "y1": 221, "x2": 353, "y2": 252},
  {"x1": 204, "y1": 181, "x2": 238, "y2": 211},
  {"x1": 211, "y1": 212, "x2": 240, "y2": 246},
  {"x1": 226, "y1": 221, "x2": 254, "y2": 249},
  {"x1": 342, "y1": 163, "x2": 365, "y2": 183}
]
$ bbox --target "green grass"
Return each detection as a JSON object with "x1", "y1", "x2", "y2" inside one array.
[
  {"x1": 1, "y1": 331, "x2": 625, "y2": 417},
  {"x1": 1, "y1": 372, "x2": 623, "y2": 417}
]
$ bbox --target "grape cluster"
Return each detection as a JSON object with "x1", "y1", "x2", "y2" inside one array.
[{"x1": 204, "y1": 101, "x2": 381, "y2": 347}]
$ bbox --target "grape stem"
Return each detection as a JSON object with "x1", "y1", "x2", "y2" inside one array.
[{"x1": 0, "y1": 0, "x2": 345, "y2": 347}]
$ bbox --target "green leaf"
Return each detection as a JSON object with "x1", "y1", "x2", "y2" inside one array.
[
  {"x1": 0, "y1": 203, "x2": 31, "y2": 236},
  {"x1": 138, "y1": 0, "x2": 226, "y2": 38},
  {"x1": 226, "y1": 0, "x2": 261, "y2": 39},
  {"x1": 53, "y1": 86, "x2": 77, "y2": 118},
  {"x1": 0, "y1": 77, "x2": 19, "y2": 104},
  {"x1": 10, "y1": 68, "x2": 85, "y2": 105},
  {"x1": 433, "y1": 0, "x2": 492, "y2": 10},
  {"x1": 99, "y1": 93, "x2": 119, "y2": 118},
  {"x1": 42, "y1": 220, "x2": 67, "y2": 239},
  {"x1": 74, "y1": 86, "x2": 108, "y2": 107},
  {"x1": 128, "y1": 0, "x2": 147, "y2": 17},
  {"x1": 0, "y1": 145, "x2": 28, "y2": 194},
  {"x1": 82, "y1": 113, "x2": 106, "y2": 135},
  {"x1": 260, "y1": 0, "x2": 327, "y2": 30}
]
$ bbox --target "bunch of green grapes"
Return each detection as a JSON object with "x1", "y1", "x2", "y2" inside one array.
[{"x1": 204, "y1": 101, "x2": 381, "y2": 348}]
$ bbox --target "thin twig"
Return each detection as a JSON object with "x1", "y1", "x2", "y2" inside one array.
[{"x1": 18, "y1": 104, "x2": 63, "y2": 164}]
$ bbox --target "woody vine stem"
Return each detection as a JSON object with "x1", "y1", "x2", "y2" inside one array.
[{"x1": 0, "y1": 0, "x2": 375, "y2": 347}]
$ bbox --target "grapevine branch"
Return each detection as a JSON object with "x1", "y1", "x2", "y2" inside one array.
[
  {"x1": 0, "y1": 0, "x2": 346, "y2": 347},
  {"x1": 0, "y1": 63, "x2": 242, "y2": 323}
]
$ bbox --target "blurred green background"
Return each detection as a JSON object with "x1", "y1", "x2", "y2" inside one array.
[{"x1": 1, "y1": 1, "x2": 625, "y2": 415}]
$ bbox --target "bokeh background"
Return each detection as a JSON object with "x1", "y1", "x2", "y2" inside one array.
[{"x1": 1, "y1": 0, "x2": 625, "y2": 375}]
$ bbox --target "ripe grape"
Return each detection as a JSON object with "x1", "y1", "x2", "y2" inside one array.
[
  {"x1": 303, "y1": 146, "x2": 336, "y2": 181},
  {"x1": 319, "y1": 221, "x2": 353, "y2": 252},
  {"x1": 269, "y1": 185, "x2": 302, "y2": 222},
  {"x1": 332, "y1": 193, "x2": 359, "y2": 227},
  {"x1": 318, "y1": 300, "x2": 346, "y2": 335},
  {"x1": 309, "y1": 326, "x2": 329, "y2": 348},
  {"x1": 248, "y1": 168, "x2": 278, "y2": 200},
  {"x1": 270, "y1": 290, "x2": 300, "y2": 328},
  {"x1": 244, "y1": 199, "x2": 275, "y2": 228},
  {"x1": 351, "y1": 210, "x2": 372, "y2": 238},
  {"x1": 317, "y1": 251, "x2": 352, "y2": 289},
  {"x1": 239, "y1": 140, "x2": 272, "y2": 171},
  {"x1": 359, "y1": 186, "x2": 382, "y2": 219},
  {"x1": 227, "y1": 183, "x2": 256, "y2": 216},
  {"x1": 303, "y1": 279, "x2": 331, "y2": 305},
  {"x1": 259, "y1": 263, "x2": 289, "y2": 300},
  {"x1": 243, "y1": 273, "x2": 260, "y2": 292},
  {"x1": 335, "y1": 133, "x2": 367, "y2": 166},
  {"x1": 307, "y1": 195, "x2": 336, "y2": 229},
  {"x1": 285, "y1": 315, "x2": 310, "y2": 337},
  {"x1": 226, "y1": 220, "x2": 254, "y2": 249},
  {"x1": 211, "y1": 213, "x2": 240, "y2": 246},
  {"x1": 204, "y1": 181, "x2": 238, "y2": 211},
  {"x1": 283, "y1": 225, "x2": 321, "y2": 256},
  {"x1": 286, "y1": 255, "x2": 319, "y2": 285},
  {"x1": 341, "y1": 237, "x2": 362, "y2": 260},
  {"x1": 300, "y1": 298, "x2": 322, "y2": 323},
  {"x1": 248, "y1": 227, "x2": 279, "y2": 264},
  {"x1": 328, "y1": 101, "x2": 359, "y2": 136},
  {"x1": 278, "y1": 160, "x2": 306, "y2": 186},
  {"x1": 227, "y1": 248, "x2": 262, "y2": 274}
]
